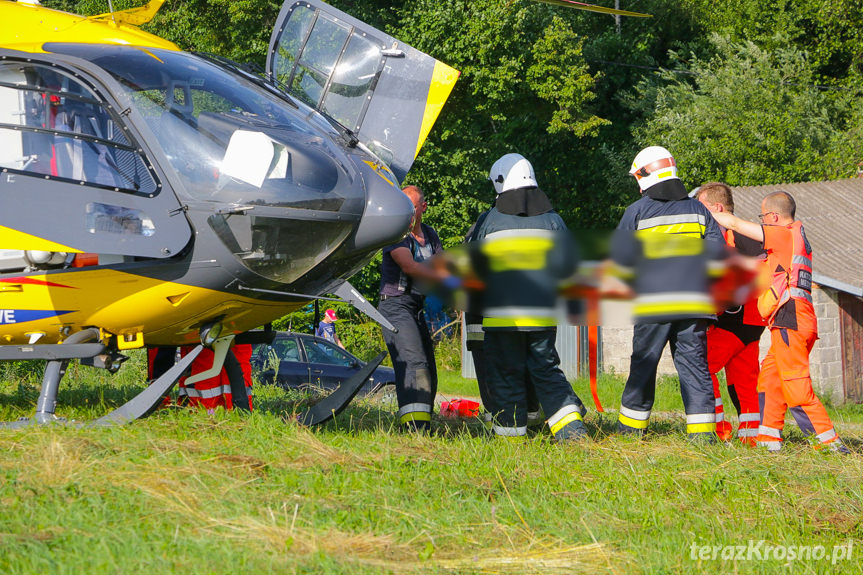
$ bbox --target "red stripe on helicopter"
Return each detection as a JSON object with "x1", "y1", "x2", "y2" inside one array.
[{"x1": 0, "y1": 277, "x2": 76, "y2": 288}]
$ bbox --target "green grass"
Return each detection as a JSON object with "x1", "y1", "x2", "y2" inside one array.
[{"x1": 1, "y1": 353, "x2": 862, "y2": 574}]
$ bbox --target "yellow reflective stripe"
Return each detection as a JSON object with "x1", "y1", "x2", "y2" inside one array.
[
  {"x1": 481, "y1": 238, "x2": 553, "y2": 271},
  {"x1": 637, "y1": 223, "x2": 705, "y2": 236},
  {"x1": 550, "y1": 411, "x2": 583, "y2": 435},
  {"x1": 633, "y1": 302, "x2": 715, "y2": 316},
  {"x1": 687, "y1": 422, "x2": 716, "y2": 434},
  {"x1": 618, "y1": 414, "x2": 649, "y2": 429},
  {"x1": 483, "y1": 317, "x2": 557, "y2": 328},
  {"x1": 400, "y1": 412, "x2": 432, "y2": 424}
]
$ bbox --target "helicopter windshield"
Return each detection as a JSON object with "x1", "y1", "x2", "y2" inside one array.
[{"x1": 45, "y1": 43, "x2": 363, "y2": 216}]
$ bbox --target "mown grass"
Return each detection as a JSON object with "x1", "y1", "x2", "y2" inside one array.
[{"x1": 1, "y1": 352, "x2": 862, "y2": 574}]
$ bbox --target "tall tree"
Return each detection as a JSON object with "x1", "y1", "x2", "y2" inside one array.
[{"x1": 634, "y1": 34, "x2": 863, "y2": 187}]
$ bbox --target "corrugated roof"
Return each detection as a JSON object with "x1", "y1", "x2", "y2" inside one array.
[{"x1": 730, "y1": 178, "x2": 863, "y2": 295}]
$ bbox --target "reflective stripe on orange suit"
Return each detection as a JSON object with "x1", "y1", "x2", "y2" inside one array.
[
  {"x1": 178, "y1": 346, "x2": 233, "y2": 411},
  {"x1": 755, "y1": 223, "x2": 837, "y2": 447}
]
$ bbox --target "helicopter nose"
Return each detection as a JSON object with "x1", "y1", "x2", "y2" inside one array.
[{"x1": 347, "y1": 174, "x2": 414, "y2": 253}]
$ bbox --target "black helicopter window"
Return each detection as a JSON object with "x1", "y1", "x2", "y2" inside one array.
[
  {"x1": 273, "y1": 2, "x2": 384, "y2": 132},
  {"x1": 0, "y1": 63, "x2": 158, "y2": 195}
]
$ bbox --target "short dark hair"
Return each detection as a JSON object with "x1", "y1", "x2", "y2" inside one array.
[
  {"x1": 696, "y1": 182, "x2": 734, "y2": 213},
  {"x1": 764, "y1": 191, "x2": 796, "y2": 219}
]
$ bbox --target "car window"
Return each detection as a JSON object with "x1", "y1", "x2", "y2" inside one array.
[
  {"x1": 303, "y1": 339, "x2": 354, "y2": 366},
  {"x1": 272, "y1": 338, "x2": 301, "y2": 362}
]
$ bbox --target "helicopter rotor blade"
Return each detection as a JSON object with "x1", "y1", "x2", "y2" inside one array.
[{"x1": 531, "y1": 0, "x2": 652, "y2": 17}]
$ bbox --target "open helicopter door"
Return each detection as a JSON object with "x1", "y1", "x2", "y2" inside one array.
[
  {"x1": 267, "y1": 0, "x2": 459, "y2": 183},
  {"x1": 0, "y1": 49, "x2": 192, "y2": 262}
]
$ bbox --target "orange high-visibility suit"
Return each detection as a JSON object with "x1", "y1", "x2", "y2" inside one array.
[
  {"x1": 755, "y1": 222, "x2": 841, "y2": 450},
  {"x1": 708, "y1": 230, "x2": 765, "y2": 443}
]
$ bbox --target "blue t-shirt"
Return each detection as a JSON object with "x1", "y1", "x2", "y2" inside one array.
[{"x1": 315, "y1": 321, "x2": 337, "y2": 343}]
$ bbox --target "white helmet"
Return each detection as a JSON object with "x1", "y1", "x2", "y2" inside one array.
[
  {"x1": 630, "y1": 146, "x2": 679, "y2": 192},
  {"x1": 489, "y1": 153, "x2": 538, "y2": 194}
]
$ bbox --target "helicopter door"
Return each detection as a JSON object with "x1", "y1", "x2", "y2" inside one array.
[
  {"x1": 267, "y1": 0, "x2": 459, "y2": 183},
  {"x1": 0, "y1": 53, "x2": 192, "y2": 261}
]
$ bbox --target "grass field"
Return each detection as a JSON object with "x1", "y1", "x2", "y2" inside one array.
[{"x1": 1, "y1": 352, "x2": 862, "y2": 574}]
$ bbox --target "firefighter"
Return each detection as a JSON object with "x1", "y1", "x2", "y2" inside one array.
[
  {"x1": 378, "y1": 185, "x2": 443, "y2": 432},
  {"x1": 462, "y1": 204, "x2": 542, "y2": 429},
  {"x1": 712, "y1": 191, "x2": 849, "y2": 453},
  {"x1": 470, "y1": 153, "x2": 587, "y2": 441},
  {"x1": 696, "y1": 183, "x2": 765, "y2": 444},
  {"x1": 612, "y1": 146, "x2": 726, "y2": 440}
]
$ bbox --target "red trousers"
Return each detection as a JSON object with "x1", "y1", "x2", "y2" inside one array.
[
  {"x1": 755, "y1": 302, "x2": 838, "y2": 449},
  {"x1": 179, "y1": 347, "x2": 234, "y2": 411},
  {"x1": 706, "y1": 326, "x2": 760, "y2": 441}
]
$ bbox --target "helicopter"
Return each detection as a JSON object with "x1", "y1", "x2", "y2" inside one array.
[{"x1": 0, "y1": 0, "x2": 460, "y2": 426}]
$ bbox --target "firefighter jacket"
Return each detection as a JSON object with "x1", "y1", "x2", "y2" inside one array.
[
  {"x1": 612, "y1": 194, "x2": 726, "y2": 323},
  {"x1": 472, "y1": 194, "x2": 577, "y2": 331}
]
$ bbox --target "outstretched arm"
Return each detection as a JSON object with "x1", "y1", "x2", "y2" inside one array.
[{"x1": 712, "y1": 211, "x2": 764, "y2": 243}]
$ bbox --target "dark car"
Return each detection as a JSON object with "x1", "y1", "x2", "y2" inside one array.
[{"x1": 251, "y1": 332, "x2": 395, "y2": 395}]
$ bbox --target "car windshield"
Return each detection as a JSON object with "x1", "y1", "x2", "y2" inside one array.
[{"x1": 44, "y1": 44, "x2": 362, "y2": 214}]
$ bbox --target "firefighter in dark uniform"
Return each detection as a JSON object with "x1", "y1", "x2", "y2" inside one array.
[
  {"x1": 471, "y1": 153, "x2": 587, "y2": 441},
  {"x1": 378, "y1": 185, "x2": 443, "y2": 432},
  {"x1": 612, "y1": 146, "x2": 726, "y2": 440}
]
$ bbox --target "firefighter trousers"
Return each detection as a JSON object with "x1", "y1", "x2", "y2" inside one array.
[
  {"x1": 756, "y1": 307, "x2": 839, "y2": 449},
  {"x1": 380, "y1": 294, "x2": 438, "y2": 430},
  {"x1": 484, "y1": 329, "x2": 585, "y2": 441},
  {"x1": 706, "y1": 326, "x2": 760, "y2": 441},
  {"x1": 618, "y1": 319, "x2": 715, "y2": 437}
]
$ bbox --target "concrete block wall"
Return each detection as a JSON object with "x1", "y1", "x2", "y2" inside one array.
[
  {"x1": 811, "y1": 286, "x2": 844, "y2": 404},
  {"x1": 599, "y1": 300, "x2": 677, "y2": 377}
]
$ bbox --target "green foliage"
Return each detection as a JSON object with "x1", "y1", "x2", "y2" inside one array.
[
  {"x1": 527, "y1": 17, "x2": 609, "y2": 137},
  {"x1": 2, "y1": 365, "x2": 863, "y2": 574},
  {"x1": 634, "y1": 34, "x2": 863, "y2": 187}
]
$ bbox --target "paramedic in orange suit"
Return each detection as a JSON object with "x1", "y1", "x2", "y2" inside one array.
[
  {"x1": 696, "y1": 183, "x2": 765, "y2": 444},
  {"x1": 712, "y1": 191, "x2": 849, "y2": 453}
]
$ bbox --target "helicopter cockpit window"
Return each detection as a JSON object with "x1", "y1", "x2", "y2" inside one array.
[
  {"x1": 272, "y1": 3, "x2": 384, "y2": 132},
  {"x1": 0, "y1": 63, "x2": 158, "y2": 195},
  {"x1": 44, "y1": 44, "x2": 362, "y2": 214}
]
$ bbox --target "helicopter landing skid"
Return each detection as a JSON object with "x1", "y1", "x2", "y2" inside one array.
[
  {"x1": 91, "y1": 345, "x2": 204, "y2": 426},
  {"x1": 0, "y1": 343, "x2": 204, "y2": 428},
  {"x1": 297, "y1": 351, "x2": 387, "y2": 426}
]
